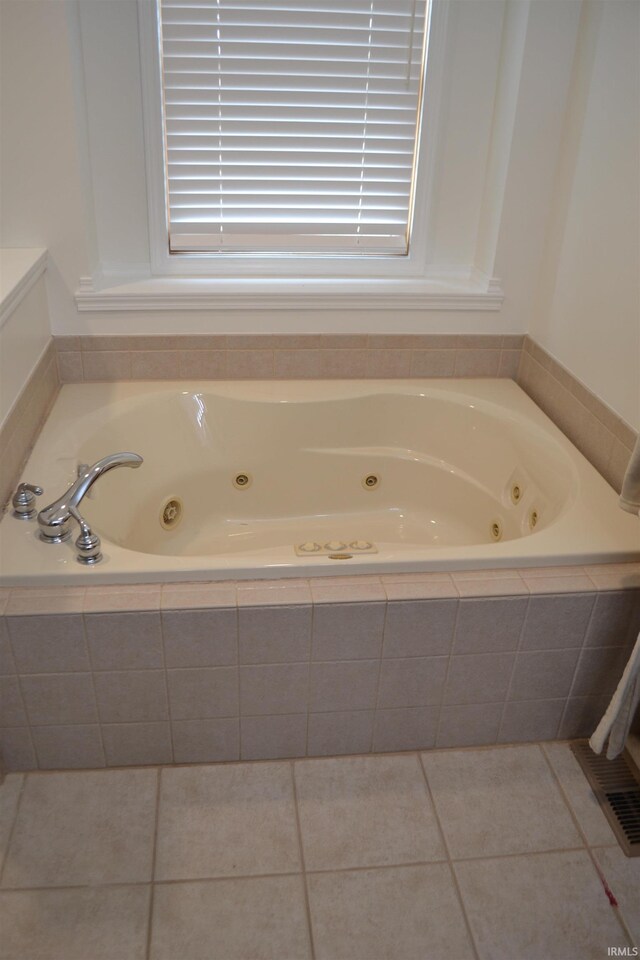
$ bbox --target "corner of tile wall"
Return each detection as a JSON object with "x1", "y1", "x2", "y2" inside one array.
[
  {"x1": 516, "y1": 337, "x2": 637, "y2": 494},
  {"x1": 0, "y1": 340, "x2": 60, "y2": 512}
]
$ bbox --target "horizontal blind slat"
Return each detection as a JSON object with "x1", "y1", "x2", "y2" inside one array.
[{"x1": 159, "y1": 0, "x2": 429, "y2": 255}]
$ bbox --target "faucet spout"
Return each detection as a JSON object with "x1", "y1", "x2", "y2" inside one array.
[{"x1": 37, "y1": 452, "x2": 143, "y2": 542}]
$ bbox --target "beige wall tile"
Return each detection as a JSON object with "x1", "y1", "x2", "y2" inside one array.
[
  {"x1": 453, "y1": 597, "x2": 528, "y2": 654},
  {"x1": 167, "y1": 666, "x2": 238, "y2": 719},
  {"x1": 130, "y1": 351, "x2": 180, "y2": 380},
  {"x1": 377, "y1": 656, "x2": 448, "y2": 708},
  {"x1": 102, "y1": 721, "x2": 172, "y2": 766},
  {"x1": 499, "y1": 698, "x2": 564, "y2": 742},
  {"x1": 0, "y1": 728, "x2": 36, "y2": 771},
  {"x1": 171, "y1": 717, "x2": 239, "y2": 763},
  {"x1": 410, "y1": 349, "x2": 456, "y2": 377},
  {"x1": 444, "y1": 652, "x2": 515, "y2": 704},
  {"x1": 179, "y1": 349, "x2": 226, "y2": 379},
  {"x1": 307, "y1": 709, "x2": 374, "y2": 756},
  {"x1": 57, "y1": 351, "x2": 83, "y2": 382},
  {"x1": 437, "y1": 702, "x2": 503, "y2": 748},
  {"x1": 365, "y1": 348, "x2": 412, "y2": 378},
  {"x1": 162, "y1": 608, "x2": 238, "y2": 667},
  {"x1": 7, "y1": 614, "x2": 88, "y2": 673},
  {"x1": 311, "y1": 602, "x2": 384, "y2": 660},
  {"x1": 373, "y1": 705, "x2": 439, "y2": 751},
  {"x1": 308, "y1": 659, "x2": 378, "y2": 712},
  {"x1": 383, "y1": 598, "x2": 457, "y2": 657},
  {"x1": 225, "y1": 349, "x2": 274, "y2": 378},
  {"x1": 21, "y1": 674, "x2": 98, "y2": 726},
  {"x1": 240, "y1": 713, "x2": 307, "y2": 759},
  {"x1": 454, "y1": 349, "x2": 501, "y2": 377},
  {"x1": 0, "y1": 676, "x2": 27, "y2": 726},
  {"x1": 85, "y1": 612, "x2": 163, "y2": 671},
  {"x1": 82, "y1": 351, "x2": 132, "y2": 381},
  {"x1": 240, "y1": 662, "x2": 309, "y2": 715},
  {"x1": 520, "y1": 593, "x2": 595, "y2": 648},
  {"x1": 94, "y1": 670, "x2": 168, "y2": 723},
  {"x1": 31, "y1": 724, "x2": 105, "y2": 769},
  {"x1": 239, "y1": 605, "x2": 311, "y2": 664}
]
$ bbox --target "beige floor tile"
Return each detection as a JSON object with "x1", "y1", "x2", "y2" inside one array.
[
  {"x1": 422, "y1": 745, "x2": 582, "y2": 858},
  {"x1": 455, "y1": 850, "x2": 629, "y2": 959},
  {"x1": 308, "y1": 863, "x2": 475, "y2": 960},
  {"x1": 150, "y1": 875, "x2": 312, "y2": 960},
  {"x1": 0, "y1": 775, "x2": 23, "y2": 876},
  {"x1": 543, "y1": 742, "x2": 617, "y2": 846},
  {"x1": 154, "y1": 762, "x2": 300, "y2": 880},
  {"x1": 0, "y1": 884, "x2": 150, "y2": 960},
  {"x1": 1, "y1": 770, "x2": 157, "y2": 888},
  {"x1": 294, "y1": 754, "x2": 446, "y2": 870},
  {"x1": 593, "y1": 846, "x2": 640, "y2": 944}
]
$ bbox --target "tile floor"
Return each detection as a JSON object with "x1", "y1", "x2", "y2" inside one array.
[{"x1": 0, "y1": 742, "x2": 638, "y2": 960}]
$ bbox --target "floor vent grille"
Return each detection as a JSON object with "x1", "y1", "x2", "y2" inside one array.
[{"x1": 570, "y1": 740, "x2": 640, "y2": 857}]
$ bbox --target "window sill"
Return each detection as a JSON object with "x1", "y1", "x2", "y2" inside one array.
[{"x1": 75, "y1": 275, "x2": 504, "y2": 313}]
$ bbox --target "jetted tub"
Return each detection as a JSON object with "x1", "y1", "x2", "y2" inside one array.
[{"x1": 0, "y1": 379, "x2": 638, "y2": 585}]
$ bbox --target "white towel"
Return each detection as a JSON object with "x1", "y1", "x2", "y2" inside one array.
[
  {"x1": 620, "y1": 434, "x2": 640, "y2": 515},
  {"x1": 589, "y1": 633, "x2": 640, "y2": 759}
]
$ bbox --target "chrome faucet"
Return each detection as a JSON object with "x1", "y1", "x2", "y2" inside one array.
[{"x1": 37, "y1": 453, "x2": 143, "y2": 547}]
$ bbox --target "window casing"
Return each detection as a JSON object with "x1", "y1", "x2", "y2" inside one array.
[{"x1": 140, "y1": 0, "x2": 444, "y2": 275}]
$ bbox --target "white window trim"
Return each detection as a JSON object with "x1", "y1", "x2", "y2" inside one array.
[{"x1": 74, "y1": 0, "x2": 504, "y2": 312}]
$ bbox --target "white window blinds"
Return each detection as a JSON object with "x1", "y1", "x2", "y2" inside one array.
[{"x1": 158, "y1": 0, "x2": 430, "y2": 255}]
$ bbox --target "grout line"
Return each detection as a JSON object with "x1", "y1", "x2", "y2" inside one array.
[
  {"x1": 416, "y1": 752, "x2": 480, "y2": 960},
  {"x1": 370, "y1": 600, "x2": 390, "y2": 752},
  {"x1": 157, "y1": 615, "x2": 176, "y2": 765},
  {"x1": 0, "y1": 772, "x2": 28, "y2": 888},
  {"x1": 538, "y1": 743, "x2": 636, "y2": 949},
  {"x1": 145, "y1": 768, "x2": 163, "y2": 960},
  {"x1": 557, "y1": 594, "x2": 599, "y2": 736},
  {"x1": 289, "y1": 762, "x2": 316, "y2": 960},
  {"x1": 82, "y1": 612, "x2": 108, "y2": 768},
  {"x1": 496, "y1": 594, "x2": 532, "y2": 740},
  {"x1": 433, "y1": 600, "x2": 460, "y2": 746}
]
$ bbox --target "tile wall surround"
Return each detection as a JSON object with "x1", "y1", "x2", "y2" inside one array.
[
  {"x1": 1, "y1": 564, "x2": 638, "y2": 772},
  {"x1": 54, "y1": 332, "x2": 524, "y2": 382},
  {"x1": 517, "y1": 337, "x2": 637, "y2": 494},
  {"x1": 0, "y1": 341, "x2": 59, "y2": 515}
]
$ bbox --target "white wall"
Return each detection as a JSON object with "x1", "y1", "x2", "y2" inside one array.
[
  {"x1": 0, "y1": 271, "x2": 50, "y2": 429},
  {"x1": 531, "y1": 0, "x2": 640, "y2": 430},
  {"x1": 0, "y1": 0, "x2": 90, "y2": 331}
]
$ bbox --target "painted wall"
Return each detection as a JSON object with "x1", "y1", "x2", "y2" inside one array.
[{"x1": 532, "y1": 0, "x2": 640, "y2": 429}]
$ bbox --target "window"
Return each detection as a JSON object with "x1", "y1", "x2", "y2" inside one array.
[{"x1": 155, "y1": 0, "x2": 431, "y2": 257}]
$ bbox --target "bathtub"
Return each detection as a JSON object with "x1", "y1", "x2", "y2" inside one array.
[{"x1": 0, "y1": 379, "x2": 638, "y2": 586}]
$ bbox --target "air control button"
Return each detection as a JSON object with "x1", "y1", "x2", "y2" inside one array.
[
  {"x1": 349, "y1": 540, "x2": 373, "y2": 550},
  {"x1": 324, "y1": 541, "x2": 347, "y2": 552},
  {"x1": 299, "y1": 541, "x2": 322, "y2": 553}
]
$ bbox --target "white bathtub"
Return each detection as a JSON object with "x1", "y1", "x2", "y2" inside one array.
[{"x1": 0, "y1": 379, "x2": 638, "y2": 585}]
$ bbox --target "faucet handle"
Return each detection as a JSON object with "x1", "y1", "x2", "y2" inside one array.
[
  {"x1": 12, "y1": 482, "x2": 44, "y2": 520},
  {"x1": 70, "y1": 505, "x2": 103, "y2": 565}
]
